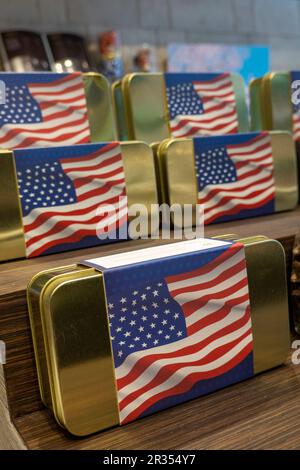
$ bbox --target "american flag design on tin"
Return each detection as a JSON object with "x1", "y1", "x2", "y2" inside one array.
[
  {"x1": 0, "y1": 72, "x2": 90, "y2": 149},
  {"x1": 194, "y1": 132, "x2": 275, "y2": 224},
  {"x1": 101, "y1": 241, "x2": 253, "y2": 424},
  {"x1": 165, "y1": 73, "x2": 239, "y2": 138},
  {"x1": 14, "y1": 142, "x2": 128, "y2": 257}
]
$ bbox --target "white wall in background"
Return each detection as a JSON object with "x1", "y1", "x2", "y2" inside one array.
[{"x1": 0, "y1": 0, "x2": 299, "y2": 69}]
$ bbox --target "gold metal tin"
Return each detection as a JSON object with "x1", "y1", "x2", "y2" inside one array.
[
  {"x1": 0, "y1": 149, "x2": 26, "y2": 260},
  {"x1": 249, "y1": 78, "x2": 265, "y2": 131},
  {"x1": 28, "y1": 265, "x2": 119, "y2": 435},
  {"x1": 0, "y1": 72, "x2": 117, "y2": 144},
  {"x1": 82, "y1": 72, "x2": 117, "y2": 142},
  {"x1": 155, "y1": 131, "x2": 298, "y2": 226},
  {"x1": 250, "y1": 72, "x2": 293, "y2": 132},
  {"x1": 27, "y1": 235, "x2": 290, "y2": 436},
  {"x1": 121, "y1": 72, "x2": 249, "y2": 143},
  {"x1": 250, "y1": 73, "x2": 300, "y2": 203},
  {"x1": 0, "y1": 141, "x2": 158, "y2": 262}
]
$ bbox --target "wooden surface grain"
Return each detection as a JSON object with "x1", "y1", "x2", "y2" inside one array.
[
  {"x1": 1, "y1": 206, "x2": 300, "y2": 297},
  {"x1": 0, "y1": 208, "x2": 300, "y2": 449},
  {"x1": 13, "y1": 356, "x2": 300, "y2": 450},
  {"x1": 0, "y1": 367, "x2": 25, "y2": 450}
]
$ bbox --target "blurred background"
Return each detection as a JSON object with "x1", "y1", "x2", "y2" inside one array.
[{"x1": 0, "y1": 0, "x2": 299, "y2": 83}]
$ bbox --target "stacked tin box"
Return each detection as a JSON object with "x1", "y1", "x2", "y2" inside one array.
[{"x1": 0, "y1": 68, "x2": 297, "y2": 436}]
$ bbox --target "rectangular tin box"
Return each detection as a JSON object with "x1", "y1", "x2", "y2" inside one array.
[
  {"x1": 0, "y1": 71, "x2": 117, "y2": 147},
  {"x1": 119, "y1": 72, "x2": 249, "y2": 144},
  {"x1": 250, "y1": 72, "x2": 295, "y2": 134},
  {"x1": 27, "y1": 235, "x2": 290, "y2": 436},
  {"x1": 250, "y1": 73, "x2": 300, "y2": 202},
  {"x1": 0, "y1": 141, "x2": 158, "y2": 261},
  {"x1": 155, "y1": 131, "x2": 298, "y2": 226}
]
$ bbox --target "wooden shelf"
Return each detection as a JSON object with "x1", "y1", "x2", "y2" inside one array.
[{"x1": 1, "y1": 208, "x2": 300, "y2": 449}]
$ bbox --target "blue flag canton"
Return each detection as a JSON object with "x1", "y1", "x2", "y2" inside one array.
[
  {"x1": 293, "y1": 100, "x2": 300, "y2": 114},
  {"x1": 16, "y1": 158, "x2": 77, "y2": 217},
  {"x1": 0, "y1": 83, "x2": 42, "y2": 126},
  {"x1": 166, "y1": 82, "x2": 204, "y2": 120},
  {"x1": 107, "y1": 280, "x2": 187, "y2": 367},
  {"x1": 195, "y1": 145, "x2": 237, "y2": 191}
]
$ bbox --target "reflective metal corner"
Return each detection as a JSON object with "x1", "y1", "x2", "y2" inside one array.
[{"x1": 83, "y1": 72, "x2": 117, "y2": 142}]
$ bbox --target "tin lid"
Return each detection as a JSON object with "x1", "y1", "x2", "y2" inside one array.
[
  {"x1": 121, "y1": 141, "x2": 159, "y2": 238},
  {"x1": 83, "y1": 72, "x2": 118, "y2": 142},
  {"x1": 121, "y1": 141, "x2": 158, "y2": 213},
  {"x1": 29, "y1": 266, "x2": 119, "y2": 436},
  {"x1": 122, "y1": 73, "x2": 169, "y2": 143},
  {"x1": 262, "y1": 72, "x2": 292, "y2": 131},
  {"x1": 242, "y1": 237, "x2": 290, "y2": 373},
  {"x1": 27, "y1": 264, "x2": 91, "y2": 409},
  {"x1": 0, "y1": 149, "x2": 26, "y2": 261}
]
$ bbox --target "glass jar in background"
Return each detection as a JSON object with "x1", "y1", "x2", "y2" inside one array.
[
  {"x1": 47, "y1": 33, "x2": 91, "y2": 73},
  {"x1": 0, "y1": 31, "x2": 51, "y2": 72}
]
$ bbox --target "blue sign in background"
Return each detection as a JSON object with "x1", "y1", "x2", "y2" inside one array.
[{"x1": 167, "y1": 43, "x2": 270, "y2": 86}]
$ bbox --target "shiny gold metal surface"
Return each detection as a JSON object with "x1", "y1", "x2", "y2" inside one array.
[
  {"x1": 157, "y1": 138, "x2": 196, "y2": 205},
  {"x1": 157, "y1": 131, "x2": 298, "y2": 223},
  {"x1": 152, "y1": 140, "x2": 169, "y2": 205},
  {"x1": 28, "y1": 266, "x2": 119, "y2": 436},
  {"x1": 121, "y1": 141, "x2": 158, "y2": 235},
  {"x1": 27, "y1": 235, "x2": 289, "y2": 435},
  {"x1": 230, "y1": 73, "x2": 249, "y2": 132},
  {"x1": 262, "y1": 72, "x2": 292, "y2": 131},
  {"x1": 249, "y1": 73, "x2": 294, "y2": 133},
  {"x1": 122, "y1": 73, "x2": 170, "y2": 143},
  {"x1": 241, "y1": 237, "x2": 290, "y2": 373},
  {"x1": 0, "y1": 149, "x2": 26, "y2": 261},
  {"x1": 271, "y1": 131, "x2": 298, "y2": 211},
  {"x1": 249, "y1": 78, "x2": 265, "y2": 131},
  {"x1": 156, "y1": 138, "x2": 198, "y2": 226},
  {"x1": 121, "y1": 141, "x2": 158, "y2": 207},
  {"x1": 251, "y1": 72, "x2": 300, "y2": 209},
  {"x1": 27, "y1": 265, "x2": 88, "y2": 409},
  {"x1": 150, "y1": 141, "x2": 164, "y2": 204},
  {"x1": 83, "y1": 72, "x2": 117, "y2": 142},
  {"x1": 112, "y1": 80, "x2": 129, "y2": 141}
]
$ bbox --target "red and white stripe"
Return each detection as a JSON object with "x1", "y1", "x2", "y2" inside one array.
[
  {"x1": 199, "y1": 133, "x2": 275, "y2": 225},
  {"x1": 293, "y1": 114, "x2": 300, "y2": 141},
  {"x1": 170, "y1": 74, "x2": 239, "y2": 138},
  {"x1": 0, "y1": 73, "x2": 90, "y2": 149},
  {"x1": 23, "y1": 142, "x2": 127, "y2": 257},
  {"x1": 115, "y1": 243, "x2": 252, "y2": 424}
]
